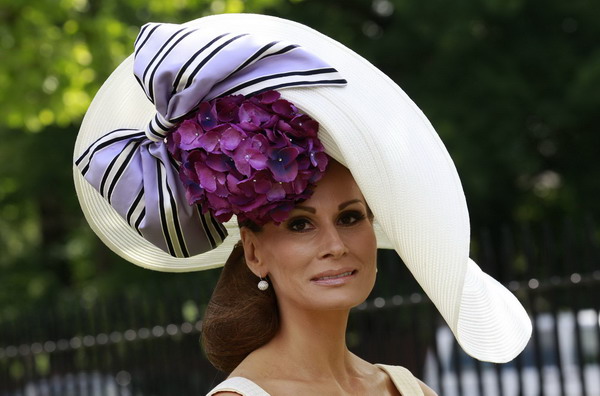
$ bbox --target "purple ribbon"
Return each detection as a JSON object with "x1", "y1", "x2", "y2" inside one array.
[{"x1": 75, "y1": 22, "x2": 346, "y2": 258}]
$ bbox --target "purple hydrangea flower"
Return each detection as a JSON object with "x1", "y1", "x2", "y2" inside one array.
[{"x1": 166, "y1": 90, "x2": 328, "y2": 225}]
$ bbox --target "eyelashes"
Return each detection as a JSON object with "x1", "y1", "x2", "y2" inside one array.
[
  {"x1": 286, "y1": 210, "x2": 367, "y2": 232},
  {"x1": 287, "y1": 217, "x2": 311, "y2": 232},
  {"x1": 339, "y1": 210, "x2": 366, "y2": 226}
]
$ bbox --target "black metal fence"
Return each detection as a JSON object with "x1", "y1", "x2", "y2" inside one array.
[{"x1": 1, "y1": 219, "x2": 599, "y2": 395}]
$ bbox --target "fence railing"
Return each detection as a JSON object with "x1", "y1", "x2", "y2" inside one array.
[{"x1": 1, "y1": 219, "x2": 599, "y2": 395}]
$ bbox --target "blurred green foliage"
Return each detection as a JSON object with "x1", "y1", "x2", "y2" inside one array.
[
  {"x1": 0, "y1": 0, "x2": 277, "y2": 131},
  {"x1": 1, "y1": 0, "x2": 599, "y2": 313}
]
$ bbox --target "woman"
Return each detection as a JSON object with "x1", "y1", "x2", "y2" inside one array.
[
  {"x1": 73, "y1": 14, "x2": 532, "y2": 395},
  {"x1": 203, "y1": 160, "x2": 436, "y2": 395}
]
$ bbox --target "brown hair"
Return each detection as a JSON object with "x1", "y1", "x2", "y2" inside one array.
[{"x1": 201, "y1": 233, "x2": 279, "y2": 373}]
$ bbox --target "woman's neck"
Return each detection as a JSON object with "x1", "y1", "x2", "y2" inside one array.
[
  {"x1": 264, "y1": 305, "x2": 361, "y2": 381},
  {"x1": 232, "y1": 303, "x2": 391, "y2": 395}
]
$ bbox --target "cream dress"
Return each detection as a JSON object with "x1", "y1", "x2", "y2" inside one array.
[{"x1": 206, "y1": 364, "x2": 424, "y2": 396}]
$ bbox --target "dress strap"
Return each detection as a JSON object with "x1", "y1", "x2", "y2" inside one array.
[
  {"x1": 206, "y1": 377, "x2": 271, "y2": 396},
  {"x1": 375, "y1": 364, "x2": 425, "y2": 396}
]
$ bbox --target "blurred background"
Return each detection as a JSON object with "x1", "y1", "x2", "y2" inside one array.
[{"x1": 1, "y1": 0, "x2": 599, "y2": 395}]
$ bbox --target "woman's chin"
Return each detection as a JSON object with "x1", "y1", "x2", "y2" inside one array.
[{"x1": 303, "y1": 291, "x2": 371, "y2": 312}]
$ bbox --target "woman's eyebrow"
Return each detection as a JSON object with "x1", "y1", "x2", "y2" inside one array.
[
  {"x1": 295, "y1": 205, "x2": 316, "y2": 213},
  {"x1": 294, "y1": 199, "x2": 364, "y2": 214},
  {"x1": 338, "y1": 199, "x2": 363, "y2": 210}
]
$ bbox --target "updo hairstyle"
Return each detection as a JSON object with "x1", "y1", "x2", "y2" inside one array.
[{"x1": 201, "y1": 221, "x2": 279, "y2": 373}]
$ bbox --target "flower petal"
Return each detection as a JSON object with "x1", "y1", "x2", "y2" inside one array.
[
  {"x1": 255, "y1": 90, "x2": 280, "y2": 104},
  {"x1": 166, "y1": 130, "x2": 183, "y2": 160},
  {"x1": 220, "y1": 126, "x2": 243, "y2": 151},
  {"x1": 228, "y1": 193, "x2": 254, "y2": 207},
  {"x1": 267, "y1": 183, "x2": 286, "y2": 201},
  {"x1": 237, "y1": 194, "x2": 268, "y2": 212},
  {"x1": 269, "y1": 160, "x2": 299, "y2": 183},
  {"x1": 290, "y1": 114, "x2": 318, "y2": 137},
  {"x1": 214, "y1": 178, "x2": 230, "y2": 198},
  {"x1": 176, "y1": 120, "x2": 202, "y2": 150},
  {"x1": 197, "y1": 165, "x2": 217, "y2": 192},
  {"x1": 216, "y1": 95, "x2": 243, "y2": 122},
  {"x1": 205, "y1": 153, "x2": 231, "y2": 172},
  {"x1": 248, "y1": 151, "x2": 268, "y2": 170},
  {"x1": 272, "y1": 99, "x2": 295, "y2": 119},
  {"x1": 198, "y1": 130, "x2": 221, "y2": 152},
  {"x1": 311, "y1": 151, "x2": 328, "y2": 171},
  {"x1": 239, "y1": 102, "x2": 271, "y2": 130},
  {"x1": 197, "y1": 101, "x2": 218, "y2": 130},
  {"x1": 272, "y1": 147, "x2": 299, "y2": 166},
  {"x1": 254, "y1": 178, "x2": 272, "y2": 194},
  {"x1": 269, "y1": 202, "x2": 295, "y2": 223},
  {"x1": 184, "y1": 181, "x2": 204, "y2": 205}
]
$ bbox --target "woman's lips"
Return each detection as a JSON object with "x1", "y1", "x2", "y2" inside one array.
[{"x1": 311, "y1": 269, "x2": 357, "y2": 285}]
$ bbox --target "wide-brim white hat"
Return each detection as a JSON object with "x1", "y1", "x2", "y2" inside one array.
[{"x1": 73, "y1": 13, "x2": 531, "y2": 363}]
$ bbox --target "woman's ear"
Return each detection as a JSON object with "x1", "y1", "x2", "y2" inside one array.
[{"x1": 240, "y1": 228, "x2": 266, "y2": 277}]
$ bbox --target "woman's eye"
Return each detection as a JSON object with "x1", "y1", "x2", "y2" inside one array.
[
  {"x1": 338, "y1": 210, "x2": 366, "y2": 226},
  {"x1": 288, "y1": 218, "x2": 312, "y2": 232}
]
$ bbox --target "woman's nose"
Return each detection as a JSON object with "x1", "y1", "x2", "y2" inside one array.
[{"x1": 318, "y1": 225, "x2": 349, "y2": 259}]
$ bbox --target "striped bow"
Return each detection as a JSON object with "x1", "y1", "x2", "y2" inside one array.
[{"x1": 75, "y1": 22, "x2": 347, "y2": 258}]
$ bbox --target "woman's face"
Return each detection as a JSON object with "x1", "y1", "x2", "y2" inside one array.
[{"x1": 242, "y1": 161, "x2": 377, "y2": 312}]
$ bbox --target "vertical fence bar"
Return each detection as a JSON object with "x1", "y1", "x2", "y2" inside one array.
[
  {"x1": 96, "y1": 298, "x2": 110, "y2": 396},
  {"x1": 87, "y1": 301, "x2": 97, "y2": 396},
  {"x1": 125, "y1": 293, "x2": 139, "y2": 396},
  {"x1": 564, "y1": 218, "x2": 589, "y2": 396},
  {"x1": 409, "y1": 300, "x2": 422, "y2": 376},
  {"x1": 451, "y1": 338, "x2": 463, "y2": 396},
  {"x1": 584, "y1": 216, "x2": 600, "y2": 394},
  {"x1": 523, "y1": 223, "x2": 546, "y2": 396},
  {"x1": 428, "y1": 305, "x2": 444, "y2": 396},
  {"x1": 593, "y1": 284, "x2": 600, "y2": 395},
  {"x1": 500, "y1": 224, "x2": 525, "y2": 396},
  {"x1": 54, "y1": 303, "x2": 66, "y2": 396},
  {"x1": 550, "y1": 299, "x2": 566, "y2": 396},
  {"x1": 573, "y1": 307, "x2": 588, "y2": 396},
  {"x1": 493, "y1": 363, "x2": 503, "y2": 396},
  {"x1": 543, "y1": 222, "x2": 566, "y2": 396},
  {"x1": 478, "y1": 227, "x2": 501, "y2": 396},
  {"x1": 474, "y1": 359, "x2": 484, "y2": 396}
]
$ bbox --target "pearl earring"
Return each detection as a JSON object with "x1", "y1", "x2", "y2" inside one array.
[{"x1": 257, "y1": 277, "x2": 269, "y2": 291}]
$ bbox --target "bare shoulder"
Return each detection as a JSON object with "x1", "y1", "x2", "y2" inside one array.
[{"x1": 417, "y1": 378, "x2": 438, "y2": 395}]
